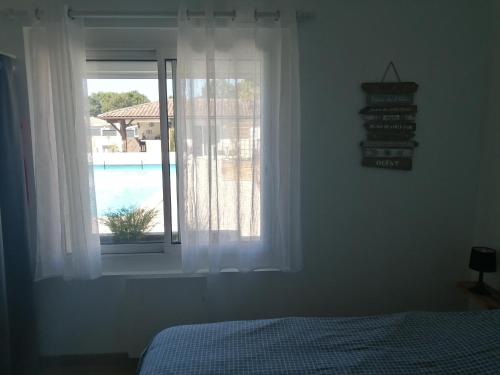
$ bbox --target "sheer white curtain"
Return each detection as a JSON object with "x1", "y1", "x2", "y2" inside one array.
[
  {"x1": 25, "y1": 5, "x2": 101, "y2": 280},
  {"x1": 177, "y1": 5, "x2": 301, "y2": 273}
]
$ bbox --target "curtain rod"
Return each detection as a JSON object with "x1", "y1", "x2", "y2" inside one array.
[
  {"x1": 1, "y1": 8, "x2": 314, "y2": 22},
  {"x1": 0, "y1": 8, "x2": 32, "y2": 19},
  {"x1": 67, "y1": 9, "x2": 315, "y2": 22}
]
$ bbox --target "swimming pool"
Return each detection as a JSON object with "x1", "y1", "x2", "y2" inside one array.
[{"x1": 93, "y1": 164, "x2": 176, "y2": 217}]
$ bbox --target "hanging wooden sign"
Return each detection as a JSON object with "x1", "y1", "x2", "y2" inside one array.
[{"x1": 359, "y1": 62, "x2": 419, "y2": 171}]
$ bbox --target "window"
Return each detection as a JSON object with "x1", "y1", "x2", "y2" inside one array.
[
  {"x1": 86, "y1": 58, "x2": 179, "y2": 254},
  {"x1": 27, "y1": 13, "x2": 299, "y2": 277}
]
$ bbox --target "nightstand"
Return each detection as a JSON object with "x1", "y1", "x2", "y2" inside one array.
[{"x1": 457, "y1": 281, "x2": 500, "y2": 310}]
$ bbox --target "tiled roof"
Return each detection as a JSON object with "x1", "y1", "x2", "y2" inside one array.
[
  {"x1": 97, "y1": 101, "x2": 168, "y2": 120},
  {"x1": 97, "y1": 99, "x2": 258, "y2": 121}
]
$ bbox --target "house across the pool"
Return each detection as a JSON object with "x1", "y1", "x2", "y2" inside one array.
[{"x1": 93, "y1": 99, "x2": 259, "y2": 161}]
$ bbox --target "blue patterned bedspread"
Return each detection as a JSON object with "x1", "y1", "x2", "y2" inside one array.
[{"x1": 139, "y1": 311, "x2": 500, "y2": 374}]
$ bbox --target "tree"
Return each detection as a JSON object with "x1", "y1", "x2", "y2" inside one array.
[
  {"x1": 101, "y1": 206, "x2": 158, "y2": 243},
  {"x1": 89, "y1": 91, "x2": 150, "y2": 151},
  {"x1": 237, "y1": 80, "x2": 256, "y2": 100},
  {"x1": 199, "y1": 79, "x2": 256, "y2": 100},
  {"x1": 88, "y1": 91, "x2": 150, "y2": 117}
]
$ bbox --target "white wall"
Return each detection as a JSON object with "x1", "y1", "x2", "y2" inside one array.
[
  {"x1": 474, "y1": 1, "x2": 500, "y2": 289},
  {"x1": 1, "y1": 0, "x2": 497, "y2": 357}
]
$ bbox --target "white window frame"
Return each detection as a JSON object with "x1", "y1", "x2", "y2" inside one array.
[{"x1": 85, "y1": 28, "x2": 180, "y2": 259}]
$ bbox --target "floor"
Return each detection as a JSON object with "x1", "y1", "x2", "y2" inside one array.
[{"x1": 40, "y1": 355, "x2": 138, "y2": 375}]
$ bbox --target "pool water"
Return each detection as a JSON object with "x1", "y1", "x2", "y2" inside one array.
[{"x1": 93, "y1": 164, "x2": 176, "y2": 217}]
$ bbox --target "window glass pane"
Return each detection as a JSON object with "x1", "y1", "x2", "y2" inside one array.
[
  {"x1": 166, "y1": 60, "x2": 180, "y2": 243},
  {"x1": 181, "y1": 70, "x2": 261, "y2": 241},
  {"x1": 86, "y1": 61, "x2": 164, "y2": 244}
]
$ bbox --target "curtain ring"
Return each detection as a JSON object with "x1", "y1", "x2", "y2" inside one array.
[
  {"x1": 67, "y1": 8, "x2": 75, "y2": 20},
  {"x1": 274, "y1": 10, "x2": 280, "y2": 21},
  {"x1": 34, "y1": 8, "x2": 41, "y2": 20}
]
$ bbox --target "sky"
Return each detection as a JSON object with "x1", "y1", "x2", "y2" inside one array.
[{"x1": 86, "y1": 79, "x2": 174, "y2": 102}]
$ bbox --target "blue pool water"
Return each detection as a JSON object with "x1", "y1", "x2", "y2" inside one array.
[{"x1": 93, "y1": 164, "x2": 176, "y2": 216}]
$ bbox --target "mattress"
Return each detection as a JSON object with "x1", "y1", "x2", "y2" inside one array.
[{"x1": 139, "y1": 310, "x2": 500, "y2": 374}]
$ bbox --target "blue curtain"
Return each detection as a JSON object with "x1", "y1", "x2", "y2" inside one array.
[{"x1": 0, "y1": 55, "x2": 38, "y2": 374}]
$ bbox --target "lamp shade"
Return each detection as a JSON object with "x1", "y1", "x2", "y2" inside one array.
[{"x1": 469, "y1": 247, "x2": 497, "y2": 273}]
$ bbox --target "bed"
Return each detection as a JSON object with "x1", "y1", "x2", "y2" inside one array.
[{"x1": 138, "y1": 310, "x2": 500, "y2": 374}]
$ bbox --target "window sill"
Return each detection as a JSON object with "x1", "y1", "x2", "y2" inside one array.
[
  {"x1": 101, "y1": 250, "x2": 284, "y2": 277},
  {"x1": 101, "y1": 250, "x2": 190, "y2": 277}
]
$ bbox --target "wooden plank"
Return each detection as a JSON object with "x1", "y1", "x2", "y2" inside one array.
[
  {"x1": 365, "y1": 122, "x2": 416, "y2": 132},
  {"x1": 362, "y1": 157, "x2": 412, "y2": 170},
  {"x1": 366, "y1": 132, "x2": 415, "y2": 141},
  {"x1": 367, "y1": 93, "x2": 413, "y2": 106},
  {"x1": 361, "y1": 140, "x2": 417, "y2": 148},
  {"x1": 361, "y1": 82, "x2": 418, "y2": 94},
  {"x1": 362, "y1": 147, "x2": 413, "y2": 158},
  {"x1": 360, "y1": 105, "x2": 417, "y2": 115},
  {"x1": 363, "y1": 114, "x2": 416, "y2": 122}
]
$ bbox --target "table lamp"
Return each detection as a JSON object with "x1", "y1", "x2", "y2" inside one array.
[{"x1": 469, "y1": 247, "x2": 497, "y2": 295}]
